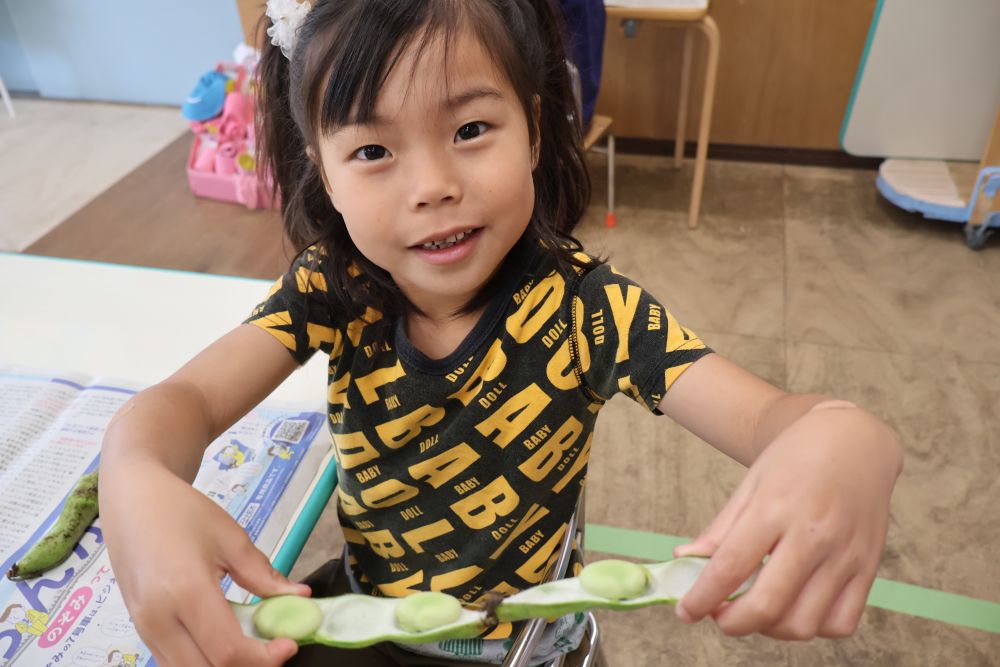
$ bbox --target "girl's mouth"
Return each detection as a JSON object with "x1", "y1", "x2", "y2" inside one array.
[
  {"x1": 411, "y1": 227, "x2": 483, "y2": 265},
  {"x1": 415, "y1": 227, "x2": 481, "y2": 251}
]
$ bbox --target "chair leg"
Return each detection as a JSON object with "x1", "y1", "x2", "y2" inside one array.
[
  {"x1": 687, "y1": 15, "x2": 720, "y2": 230},
  {"x1": 675, "y1": 26, "x2": 693, "y2": 169},
  {"x1": 605, "y1": 133, "x2": 616, "y2": 228}
]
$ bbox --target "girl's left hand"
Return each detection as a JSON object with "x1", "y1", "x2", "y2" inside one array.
[{"x1": 673, "y1": 403, "x2": 902, "y2": 640}]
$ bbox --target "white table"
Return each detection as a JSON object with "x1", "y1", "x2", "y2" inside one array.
[{"x1": 0, "y1": 252, "x2": 327, "y2": 401}]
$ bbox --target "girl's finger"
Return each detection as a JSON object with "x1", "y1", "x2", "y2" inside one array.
[
  {"x1": 676, "y1": 501, "x2": 777, "y2": 624},
  {"x1": 674, "y1": 473, "x2": 756, "y2": 559},
  {"x1": 709, "y1": 531, "x2": 825, "y2": 637},
  {"x1": 157, "y1": 619, "x2": 213, "y2": 667},
  {"x1": 227, "y1": 536, "x2": 312, "y2": 600},
  {"x1": 185, "y1": 580, "x2": 299, "y2": 667},
  {"x1": 819, "y1": 569, "x2": 876, "y2": 638},
  {"x1": 759, "y1": 558, "x2": 854, "y2": 641}
]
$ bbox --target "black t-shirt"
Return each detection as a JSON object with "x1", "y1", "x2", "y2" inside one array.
[{"x1": 245, "y1": 243, "x2": 712, "y2": 609}]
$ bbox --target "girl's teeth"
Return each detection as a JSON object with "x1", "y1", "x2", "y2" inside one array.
[{"x1": 421, "y1": 229, "x2": 473, "y2": 250}]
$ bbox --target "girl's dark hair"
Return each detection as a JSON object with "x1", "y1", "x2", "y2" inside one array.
[{"x1": 256, "y1": 0, "x2": 593, "y2": 326}]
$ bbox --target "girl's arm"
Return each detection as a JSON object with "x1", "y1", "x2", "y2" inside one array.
[
  {"x1": 657, "y1": 353, "x2": 903, "y2": 640},
  {"x1": 100, "y1": 324, "x2": 309, "y2": 667},
  {"x1": 102, "y1": 324, "x2": 300, "y2": 480}
]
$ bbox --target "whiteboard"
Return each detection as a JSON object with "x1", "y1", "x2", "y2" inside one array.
[{"x1": 840, "y1": 0, "x2": 1000, "y2": 161}]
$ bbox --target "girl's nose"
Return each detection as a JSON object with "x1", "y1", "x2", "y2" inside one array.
[{"x1": 408, "y1": 149, "x2": 462, "y2": 211}]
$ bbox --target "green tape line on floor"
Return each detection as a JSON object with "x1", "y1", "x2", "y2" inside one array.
[{"x1": 584, "y1": 523, "x2": 1000, "y2": 635}]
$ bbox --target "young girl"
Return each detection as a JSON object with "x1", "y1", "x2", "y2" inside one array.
[{"x1": 98, "y1": 1, "x2": 903, "y2": 665}]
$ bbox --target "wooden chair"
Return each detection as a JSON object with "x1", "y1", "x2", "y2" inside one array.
[
  {"x1": 568, "y1": 60, "x2": 616, "y2": 228},
  {"x1": 584, "y1": 115, "x2": 616, "y2": 228},
  {"x1": 605, "y1": 0, "x2": 720, "y2": 229}
]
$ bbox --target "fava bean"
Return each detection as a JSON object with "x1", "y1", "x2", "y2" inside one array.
[{"x1": 7, "y1": 472, "x2": 99, "y2": 581}]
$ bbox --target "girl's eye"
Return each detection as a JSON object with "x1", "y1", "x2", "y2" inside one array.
[
  {"x1": 456, "y1": 122, "x2": 488, "y2": 142},
  {"x1": 354, "y1": 145, "x2": 389, "y2": 161}
]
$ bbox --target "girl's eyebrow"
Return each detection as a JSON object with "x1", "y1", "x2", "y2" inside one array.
[
  {"x1": 332, "y1": 86, "x2": 505, "y2": 138},
  {"x1": 441, "y1": 86, "x2": 505, "y2": 112}
]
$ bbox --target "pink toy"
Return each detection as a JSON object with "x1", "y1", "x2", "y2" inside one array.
[
  {"x1": 193, "y1": 140, "x2": 217, "y2": 173},
  {"x1": 222, "y1": 91, "x2": 253, "y2": 125},
  {"x1": 214, "y1": 142, "x2": 238, "y2": 176},
  {"x1": 187, "y1": 135, "x2": 276, "y2": 210}
]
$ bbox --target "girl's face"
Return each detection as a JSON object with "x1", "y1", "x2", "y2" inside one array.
[{"x1": 316, "y1": 29, "x2": 536, "y2": 317}]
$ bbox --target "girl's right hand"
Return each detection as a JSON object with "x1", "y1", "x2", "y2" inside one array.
[{"x1": 101, "y1": 463, "x2": 310, "y2": 667}]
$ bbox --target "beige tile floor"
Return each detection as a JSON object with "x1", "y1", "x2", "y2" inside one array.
[
  {"x1": 289, "y1": 154, "x2": 1000, "y2": 664},
  {"x1": 0, "y1": 98, "x2": 187, "y2": 251}
]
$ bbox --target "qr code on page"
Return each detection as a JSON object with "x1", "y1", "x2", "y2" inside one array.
[{"x1": 272, "y1": 418, "x2": 309, "y2": 444}]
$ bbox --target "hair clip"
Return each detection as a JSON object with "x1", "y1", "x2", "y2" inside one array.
[{"x1": 266, "y1": 0, "x2": 313, "y2": 59}]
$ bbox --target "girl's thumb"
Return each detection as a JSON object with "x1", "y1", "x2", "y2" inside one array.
[
  {"x1": 228, "y1": 542, "x2": 312, "y2": 599},
  {"x1": 672, "y1": 535, "x2": 718, "y2": 559}
]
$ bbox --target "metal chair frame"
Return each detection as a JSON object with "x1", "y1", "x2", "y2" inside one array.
[{"x1": 501, "y1": 489, "x2": 608, "y2": 667}]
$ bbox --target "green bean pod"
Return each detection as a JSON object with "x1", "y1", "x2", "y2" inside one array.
[
  {"x1": 231, "y1": 556, "x2": 758, "y2": 648},
  {"x1": 7, "y1": 472, "x2": 100, "y2": 581}
]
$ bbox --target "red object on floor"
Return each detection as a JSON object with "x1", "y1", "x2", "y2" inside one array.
[{"x1": 605, "y1": 211, "x2": 617, "y2": 228}]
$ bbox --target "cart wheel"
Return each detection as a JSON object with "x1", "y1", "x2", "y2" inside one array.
[{"x1": 963, "y1": 223, "x2": 992, "y2": 250}]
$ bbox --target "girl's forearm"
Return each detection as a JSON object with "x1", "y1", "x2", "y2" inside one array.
[{"x1": 101, "y1": 380, "x2": 217, "y2": 484}]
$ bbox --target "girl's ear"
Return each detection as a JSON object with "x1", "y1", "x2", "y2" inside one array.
[
  {"x1": 307, "y1": 146, "x2": 334, "y2": 196},
  {"x1": 531, "y1": 94, "x2": 542, "y2": 171}
]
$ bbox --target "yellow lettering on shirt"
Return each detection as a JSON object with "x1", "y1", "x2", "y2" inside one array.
[
  {"x1": 356, "y1": 359, "x2": 406, "y2": 405},
  {"x1": 360, "y1": 479, "x2": 419, "y2": 509},
  {"x1": 337, "y1": 487, "x2": 367, "y2": 516},
  {"x1": 505, "y1": 272, "x2": 565, "y2": 343},
  {"x1": 328, "y1": 371, "x2": 351, "y2": 408},
  {"x1": 342, "y1": 527, "x2": 365, "y2": 545},
  {"x1": 545, "y1": 297, "x2": 593, "y2": 391},
  {"x1": 295, "y1": 266, "x2": 327, "y2": 293},
  {"x1": 346, "y1": 307, "x2": 383, "y2": 347},
  {"x1": 306, "y1": 323, "x2": 341, "y2": 358},
  {"x1": 401, "y1": 518, "x2": 454, "y2": 553},
  {"x1": 605, "y1": 284, "x2": 641, "y2": 363},
  {"x1": 448, "y1": 339, "x2": 507, "y2": 406},
  {"x1": 665, "y1": 361, "x2": 694, "y2": 391},
  {"x1": 515, "y1": 525, "x2": 566, "y2": 584},
  {"x1": 375, "y1": 404, "x2": 446, "y2": 449},
  {"x1": 450, "y1": 475, "x2": 520, "y2": 529},
  {"x1": 363, "y1": 529, "x2": 406, "y2": 559},
  {"x1": 408, "y1": 443, "x2": 480, "y2": 488},
  {"x1": 489, "y1": 503, "x2": 550, "y2": 559},
  {"x1": 248, "y1": 311, "x2": 295, "y2": 351},
  {"x1": 430, "y1": 566, "x2": 483, "y2": 592},
  {"x1": 617, "y1": 375, "x2": 643, "y2": 403},
  {"x1": 553, "y1": 433, "x2": 592, "y2": 493},
  {"x1": 518, "y1": 416, "x2": 583, "y2": 482},
  {"x1": 333, "y1": 431, "x2": 380, "y2": 470},
  {"x1": 474, "y1": 383, "x2": 550, "y2": 448},
  {"x1": 378, "y1": 571, "x2": 424, "y2": 597}
]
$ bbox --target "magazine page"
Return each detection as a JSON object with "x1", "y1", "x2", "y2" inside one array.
[{"x1": 0, "y1": 367, "x2": 332, "y2": 666}]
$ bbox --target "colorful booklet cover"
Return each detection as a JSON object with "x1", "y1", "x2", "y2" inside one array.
[{"x1": 0, "y1": 366, "x2": 337, "y2": 666}]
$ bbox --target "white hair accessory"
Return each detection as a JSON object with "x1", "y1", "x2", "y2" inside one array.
[{"x1": 266, "y1": 0, "x2": 312, "y2": 59}]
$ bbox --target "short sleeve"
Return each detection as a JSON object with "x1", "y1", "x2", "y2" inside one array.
[
  {"x1": 573, "y1": 263, "x2": 712, "y2": 413},
  {"x1": 243, "y1": 246, "x2": 342, "y2": 365}
]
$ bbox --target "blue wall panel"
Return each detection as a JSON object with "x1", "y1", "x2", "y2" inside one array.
[
  {"x1": 0, "y1": 1, "x2": 37, "y2": 92},
  {"x1": 4, "y1": 0, "x2": 243, "y2": 105}
]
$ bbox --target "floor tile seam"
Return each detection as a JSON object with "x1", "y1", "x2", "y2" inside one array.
[
  {"x1": 782, "y1": 336, "x2": 1000, "y2": 369},
  {"x1": 782, "y1": 169, "x2": 790, "y2": 389}
]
